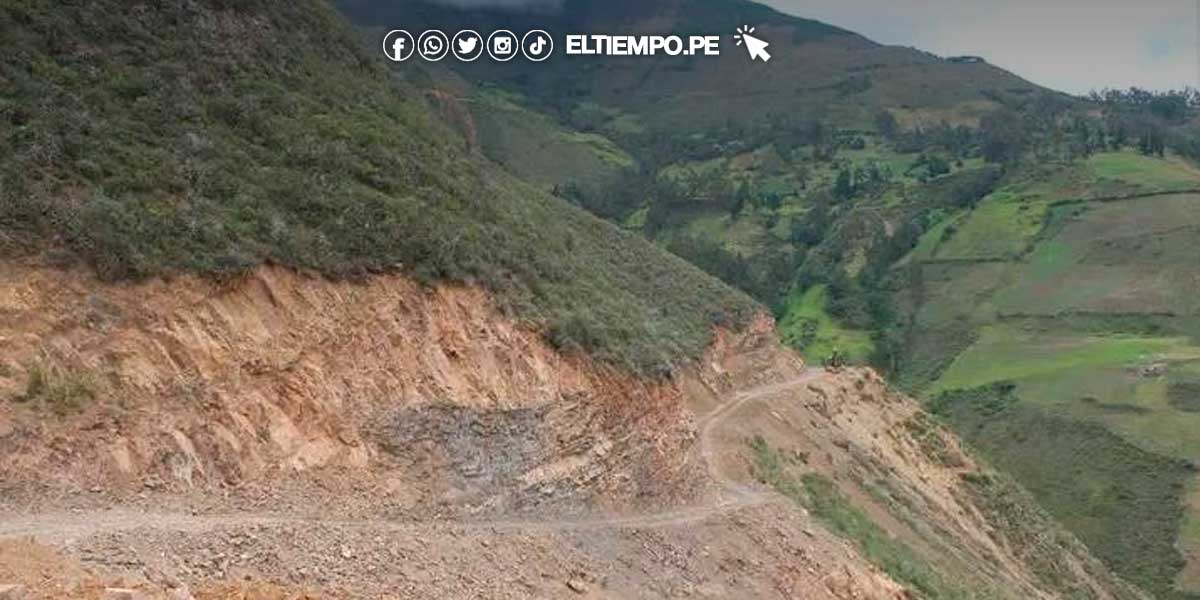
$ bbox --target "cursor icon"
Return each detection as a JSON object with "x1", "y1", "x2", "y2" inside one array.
[{"x1": 735, "y1": 25, "x2": 771, "y2": 62}]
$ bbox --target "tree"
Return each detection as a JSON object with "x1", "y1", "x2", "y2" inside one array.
[
  {"x1": 1138, "y1": 126, "x2": 1166, "y2": 157},
  {"x1": 874, "y1": 110, "x2": 899, "y2": 139},
  {"x1": 730, "y1": 182, "x2": 750, "y2": 219},
  {"x1": 979, "y1": 109, "x2": 1026, "y2": 163},
  {"x1": 833, "y1": 168, "x2": 854, "y2": 201}
]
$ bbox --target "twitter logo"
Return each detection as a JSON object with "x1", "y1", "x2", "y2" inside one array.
[{"x1": 453, "y1": 30, "x2": 483, "y2": 61}]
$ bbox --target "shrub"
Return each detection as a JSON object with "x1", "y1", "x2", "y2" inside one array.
[{"x1": 15, "y1": 365, "x2": 96, "y2": 416}]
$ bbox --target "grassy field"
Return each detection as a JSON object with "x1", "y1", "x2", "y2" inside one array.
[
  {"x1": 931, "y1": 190, "x2": 1049, "y2": 260},
  {"x1": 931, "y1": 384, "x2": 1193, "y2": 599},
  {"x1": 778, "y1": 285, "x2": 875, "y2": 363},
  {"x1": 922, "y1": 150, "x2": 1200, "y2": 262},
  {"x1": 1087, "y1": 150, "x2": 1200, "y2": 193},
  {"x1": 932, "y1": 326, "x2": 1200, "y2": 394},
  {"x1": 997, "y1": 194, "x2": 1200, "y2": 316},
  {"x1": 899, "y1": 150, "x2": 1200, "y2": 596}
]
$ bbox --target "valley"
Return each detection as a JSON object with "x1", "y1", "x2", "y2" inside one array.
[
  {"x1": 335, "y1": 2, "x2": 1200, "y2": 596},
  {"x1": 2, "y1": 0, "x2": 1199, "y2": 598}
]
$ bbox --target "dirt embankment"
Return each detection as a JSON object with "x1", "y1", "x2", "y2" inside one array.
[
  {"x1": 0, "y1": 263, "x2": 1140, "y2": 599},
  {"x1": 0, "y1": 260, "x2": 780, "y2": 514}
]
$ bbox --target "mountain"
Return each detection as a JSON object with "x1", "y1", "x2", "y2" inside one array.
[
  {"x1": 339, "y1": 0, "x2": 1042, "y2": 137},
  {"x1": 0, "y1": 0, "x2": 758, "y2": 374},
  {"x1": 337, "y1": 1, "x2": 1200, "y2": 598},
  {"x1": 0, "y1": 0, "x2": 1162, "y2": 598}
]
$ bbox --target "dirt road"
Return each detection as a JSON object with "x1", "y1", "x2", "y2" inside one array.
[{"x1": 0, "y1": 370, "x2": 822, "y2": 544}]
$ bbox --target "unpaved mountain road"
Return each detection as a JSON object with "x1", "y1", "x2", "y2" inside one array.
[{"x1": 0, "y1": 369, "x2": 823, "y2": 544}]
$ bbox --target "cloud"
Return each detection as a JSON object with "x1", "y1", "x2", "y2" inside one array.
[{"x1": 761, "y1": 0, "x2": 1198, "y2": 93}]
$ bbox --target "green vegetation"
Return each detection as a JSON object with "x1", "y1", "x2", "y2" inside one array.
[
  {"x1": 1087, "y1": 151, "x2": 1200, "y2": 192},
  {"x1": 471, "y1": 86, "x2": 634, "y2": 191},
  {"x1": 750, "y1": 437, "x2": 973, "y2": 599},
  {"x1": 14, "y1": 365, "x2": 95, "y2": 416},
  {"x1": 932, "y1": 326, "x2": 1200, "y2": 394},
  {"x1": 931, "y1": 383, "x2": 1194, "y2": 598},
  {"x1": 1168, "y1": 381, "x2": 1200, "y2": 412},
  {"x1": 778, "y1": 285, "x2": 874, "y2": 362},
  {"x1": 905, "y1": 191, "x2": 1200, "y2": 595},
  {"x1": 0, "y1": 0, "x2": 759, "y2": 374},
  {"x1": 998, "y1": 194, "x2": 1200, "y2": 317},
  {"x1": 960, "y1": 468, "x2": 1147, "y2": 600},
  {"x1": 931, "y1": 190, "x2": 1049, "y2": 260}
]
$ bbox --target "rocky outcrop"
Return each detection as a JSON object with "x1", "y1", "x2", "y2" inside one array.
[
  {"x1": 0, "y1": 262, "x2": 777, "y2": 513},
  {"x1": 0, "y1": 262, "x2": 1141, "y2": 599}
]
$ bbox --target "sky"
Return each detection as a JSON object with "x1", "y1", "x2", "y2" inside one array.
[{"x1": 761, "y1": 0, "x2": 1199, "y2": 94}]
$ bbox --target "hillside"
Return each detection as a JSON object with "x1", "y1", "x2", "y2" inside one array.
[
  {"x1": 0, "y1": 0, "x2": 758, "y2": 374},
  {"x1": 336, "y1": 0, "x2": 1056, "y2": 318},
  {"x1": 0, "y1": 261, "x2": 1143, "y2": 599},
  {"x1": 899, "y1": 155, "x2": 1200, "y2": 599},
  {"x1": 339, "y1": 0, "x2": 1042, "y2": 138},
  {"x1": 0, "y1": 0, "x2": 1154, "y2": 598},
  {"x1": 331, "y1": 1, "x2": 1200, "y2": 597}
]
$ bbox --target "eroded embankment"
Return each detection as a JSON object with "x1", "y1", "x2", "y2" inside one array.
[
  {"x1": 0, "y1": 261, "x2": 794, "y2": 515},
  {"x1": 0, "y1": 263, "x2": 1145, "y2": 599}
]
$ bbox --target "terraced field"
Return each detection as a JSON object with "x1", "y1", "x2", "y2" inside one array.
[{"x1": 903, "y1": 152, "x2": 1200, "y2": 597}]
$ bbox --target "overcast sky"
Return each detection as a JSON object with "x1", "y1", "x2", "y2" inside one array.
[{"x1": 761, "y1": 0, "x2": 1199, "y2": 94}]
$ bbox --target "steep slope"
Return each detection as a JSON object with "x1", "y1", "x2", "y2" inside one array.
[
  {"x1": 897, "y1": 157, "x2": 1200, "y2": 598},
  {"x1": 0, "y1": 262, "x2": 1143, "y2": 599},
  {"x1": 0, "y1": 0, "x2": 757, "y2": 374},
  {"x1": 0, "y1": 1, "x2": 1154, "y2": 598},
  {"x1": 334, "y1": 1, "x2": 1200, "y2": 597}
]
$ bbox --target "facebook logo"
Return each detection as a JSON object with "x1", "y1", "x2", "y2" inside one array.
[{"x1": 383, "y1": 30, "x2": 415, "y2": 62}]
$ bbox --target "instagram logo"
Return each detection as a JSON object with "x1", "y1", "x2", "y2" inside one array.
[{"x1": 488, "y1": 30, "x2": 519, "y2": 61}]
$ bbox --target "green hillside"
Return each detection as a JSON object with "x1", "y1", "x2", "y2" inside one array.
[
  {"x1": 0, "y1": 0, "x2": 758, "y2": 374},
  {"x1": 903, "y1": 157, "x2": 1200, "y2": 598},
  {"x1": 332, "y1": 0, "x2": 1200, "y2": 595},
  {"x1": 16, "y1": 0, "x2": 1199, "y2": 593}
]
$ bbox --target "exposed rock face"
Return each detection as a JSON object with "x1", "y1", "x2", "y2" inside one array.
[
  {"x1": 0, "y1": 263, "x2": 1141, "y2": 599},
  {"x1": 0, "y1": 262, "x2": 759, "y2": 512}
]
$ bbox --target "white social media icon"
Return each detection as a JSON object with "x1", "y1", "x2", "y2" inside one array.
[
  {"x1": 418, "y1": 30, "x2": 450, "y2": 61},
  {"x1": 521, "y1": 30, "x2": 553, "y2": 62},
  {"x1": 453, "y1": 30, "x2": 484, "y2": 62},
  {"x1": 488, "y1": 30, "x2": 518, "y2": 62},
  {"x1": 382, "y1": 30, "x2": 415, "y2": 62}
]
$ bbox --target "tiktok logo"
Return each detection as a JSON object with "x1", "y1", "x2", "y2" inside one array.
[{"x1": 521, "y1": 30, "x2": 554, "y2": 61}]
